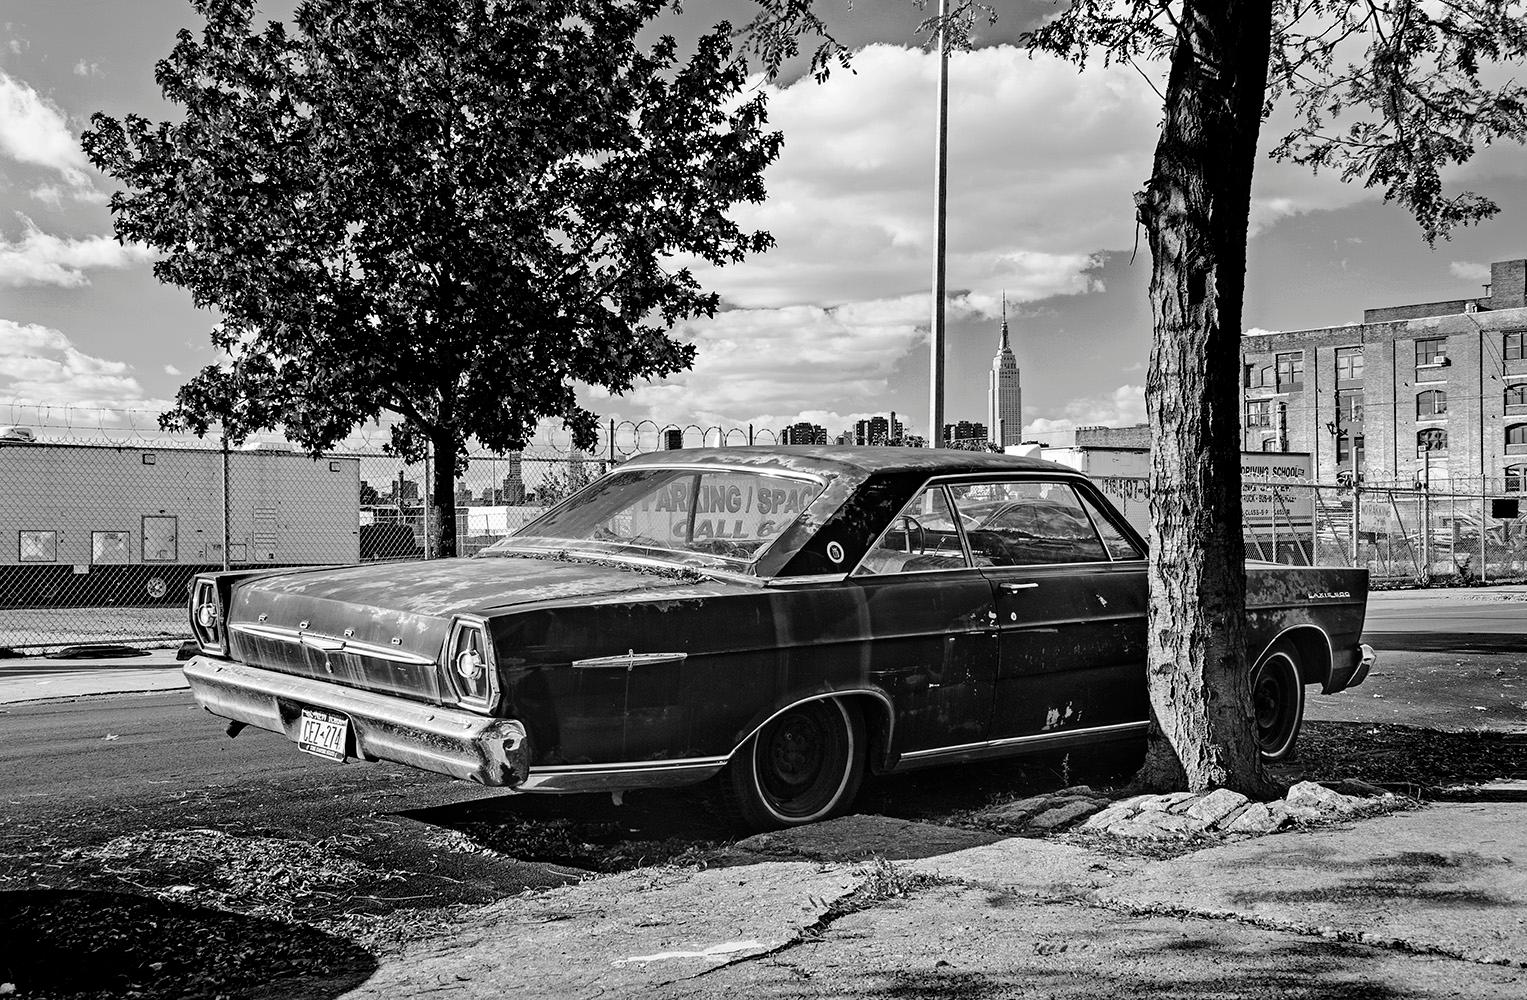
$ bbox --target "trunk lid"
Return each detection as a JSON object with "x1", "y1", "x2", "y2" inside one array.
[{"x1": 224, "y1": 555, "x2": 708, "y2": 702}]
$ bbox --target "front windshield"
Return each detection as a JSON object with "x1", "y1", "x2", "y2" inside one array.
[{"x1": 485, "y1": 467, "x2": 826, "y2": 566}]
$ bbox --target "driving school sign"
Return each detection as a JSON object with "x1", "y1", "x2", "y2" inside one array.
[{"x1": 1241, "y1": 452, "x2": 1313, "y2": 528}]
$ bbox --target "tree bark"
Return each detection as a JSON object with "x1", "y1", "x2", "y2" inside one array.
[
  {"x1": 1135, "y1": 1, "x2": 1278, "y2": 795},
  {"x1": 430, "y1": 434, "x2": 460, "y2": 559}
]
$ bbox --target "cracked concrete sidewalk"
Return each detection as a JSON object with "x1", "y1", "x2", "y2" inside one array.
[{"x1": 339, "y1": 803, "x2": 1527, "y2": 999}]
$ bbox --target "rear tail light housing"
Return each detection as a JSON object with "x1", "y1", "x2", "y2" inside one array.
[
  {"x1": 446, "y1": 616, "x2": 497, "y2": 711},
  {"x1": 190, "y1": 578, "x2": 224, "y2": 653}
]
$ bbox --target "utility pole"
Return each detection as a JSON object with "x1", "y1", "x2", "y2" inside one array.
[{"x1": 927, "y1": 0, "x2": 949, "y2": 449}]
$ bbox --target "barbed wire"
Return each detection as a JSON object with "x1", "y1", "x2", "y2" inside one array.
[{"x1": 1, "y1": 401, "x2": 792, "y2": 460}]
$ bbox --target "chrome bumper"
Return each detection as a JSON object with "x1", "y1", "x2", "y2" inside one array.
[
  {"x1": 183, "y1": 656, "x2": 530, "y2": 787},
  {"x1": 1352, "y1": 642, "x2": 1377, "y2": 687}
]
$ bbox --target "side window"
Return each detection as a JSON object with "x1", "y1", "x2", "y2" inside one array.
[
  {"x1": 1078, "y1": 492, "x2": 1144, "y2": 560},
  {"x1": 853, "y1": 486, "x2": 969, "y2": 576},
  {"x1": 947, "y1": 481, "x2": 1109, "y2": 566}
]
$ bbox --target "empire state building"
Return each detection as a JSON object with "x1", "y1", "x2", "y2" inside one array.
[{"x1": 988, "y1": 295, "x2": 1022, "y2": 448}]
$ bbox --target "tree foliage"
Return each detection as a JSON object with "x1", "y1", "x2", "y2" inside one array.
[
  {"x1": 84, "y1": 0, "x2": 781, "y2": 554},
  {"x1": 751, "y1": 0, "x2": 1527, "y2": 793}
]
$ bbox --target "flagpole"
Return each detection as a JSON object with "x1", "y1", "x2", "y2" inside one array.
[{"x1": 927, "y1": 0, "x2": 949, "y2": 449}]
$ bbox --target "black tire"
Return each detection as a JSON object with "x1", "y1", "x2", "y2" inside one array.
[
  {"x1": 727, "y1": 699, "x2": 866, "y2": 832},
  {"x1": 1252, "y1": 645, "x2": 1305, "y2": 761}
]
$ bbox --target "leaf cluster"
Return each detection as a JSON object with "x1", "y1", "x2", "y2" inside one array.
[{"x1": 84, "y1": 0, "x2": 782, "y2": 466}]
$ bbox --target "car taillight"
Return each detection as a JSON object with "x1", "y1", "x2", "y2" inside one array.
[
  {"x1": 446, "y1": 617, "x2": 496, "y2": 710},
  {"x1": 190, "y1": 579, "x2": 223, "y2": 653}
]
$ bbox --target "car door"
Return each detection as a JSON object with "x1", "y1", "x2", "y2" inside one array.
[
  {"x1": 849, "y1": 484, "x2": 999, "y2": 755},
  {"x1": 947, "y1": 477, "x2": 1147, "y2": 743}
]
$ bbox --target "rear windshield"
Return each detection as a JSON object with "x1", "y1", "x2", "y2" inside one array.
[{"x1": 482, "y1": 467, "x2": 826, "y2": 567}]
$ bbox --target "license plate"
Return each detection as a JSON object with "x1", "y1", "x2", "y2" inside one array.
[{"x1": 297, "y1": 708, "x2": 349, "y2": 762}]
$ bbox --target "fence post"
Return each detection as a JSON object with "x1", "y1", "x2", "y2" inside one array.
[
  {"x1": 1351, "y1": 482, "x2": 1360, "y2": 570},
  {"x1": 607, "y1": 418, "x2": 615, "y2": 464},
  {"x1": 221, "y1": 432, "x2": 231, "y2": 571},
  {"x1": 423, "y1": 441, "x2": 433, "y2": 561},
  {"x1": 1481, "y1": 481, "x2": 1489, "y2": 585}
]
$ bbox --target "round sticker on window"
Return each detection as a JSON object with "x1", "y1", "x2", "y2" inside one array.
[
  {"x1": 825, "y1": 541, "x2": 845, "y2": 564},
  {"x1": 145, "y1": 576, "x2": 168, "y2": 599}
]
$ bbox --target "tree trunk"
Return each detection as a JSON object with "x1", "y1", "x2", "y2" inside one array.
[
  {"x1": 1134, "y1": 1, "x2": 1278, "y2": 795},
  {"x1": 430, "y1": 434, "x2": 459, "y2": 559}
]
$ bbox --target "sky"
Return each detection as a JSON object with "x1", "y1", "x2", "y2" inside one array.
[{"x1": 4, "y1": 1, "x2": 1527, "y2": 447}]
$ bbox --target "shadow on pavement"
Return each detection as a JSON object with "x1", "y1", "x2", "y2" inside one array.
[
  {"x1": 1225, "y1": 846, "x2": 1514, "y2": 910},
  {"x1": 404, "y1": 744, "x2": 1141, "y2": 874},
  {"x1": 0, "y1": 889, "x2": 376, "y2": 998},
  {"x1": 1363, "y1": 631, "x2": 1527, "y2": 654},
  {"x1": 1276, "y1": 721, "x2": 1527, "y2": 790}
]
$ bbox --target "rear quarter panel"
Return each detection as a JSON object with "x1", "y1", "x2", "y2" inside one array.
[
  {"x1": 488, "y1": 580, "x2": 968, "y2": 770},
  {"x1": 1245, "y1": 564, "x2": 1370, "y2": 692}
]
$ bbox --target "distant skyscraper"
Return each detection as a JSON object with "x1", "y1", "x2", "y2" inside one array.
[{"x1": 988, "y1": 293, "x2": 1022, "y2": 448}]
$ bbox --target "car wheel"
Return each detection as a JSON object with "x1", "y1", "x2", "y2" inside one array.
[
  {"x1": 728, "y1": 699, "x2": 865, "y2": 831},
  {"x1": 1251, "y1": 645, "x2": 1305, "y2": 761}
]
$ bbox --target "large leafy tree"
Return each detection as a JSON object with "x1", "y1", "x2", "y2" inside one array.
[
  {"x1": 85, "y1": 0, "x2": 780, "y2": 556},
  {"x1": 753, "y1": 0, "x2": 1527, "y2": 794}
]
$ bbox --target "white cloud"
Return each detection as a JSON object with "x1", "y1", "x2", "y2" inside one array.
[
  {"x1": 163, "y1": 364, "x2": 183, "y2": 376},
  {"x1": 0, "y1": 319, "x2": 169, "y2": 410},
  {"x1": 72, "y1": 60, "x2": 102, "y2": 78},
  {"x1": 0, "y1": 70, "x2": 95, "y2": 195},
  {"x1": 687, "y1": 46, "x2": 1162, "y2": 310},
  {"x1": 0, "y1": 222, "x2": 152, "y2": 287},
  {"x1": 1023, "y1": 384, "x2": 1145, "y2": 441},
  {"x1": 1450, "y1": 260, "x2": 1491, "y2": 283}
]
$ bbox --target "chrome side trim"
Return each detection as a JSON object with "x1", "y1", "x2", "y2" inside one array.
[
  {"x1": 518, "y1": 758, "x2": 727, "y2": 793},
  {"x1": 899, "y1": 720, "x2": 1150, "y2": 762},
  {"x1": 765, "y1": 573, "x2": 849, "y2": 587},
  {"x1": 228, "y1": 621, "x2": 438, "y2": 666},
  {"x1": 571, "y1": 651, "x2": 689, "y2": 670}
]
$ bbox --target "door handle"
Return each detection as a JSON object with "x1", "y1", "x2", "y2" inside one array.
[{"x1": 999, "y1": 582, "x2": 1039, "y2": 592}]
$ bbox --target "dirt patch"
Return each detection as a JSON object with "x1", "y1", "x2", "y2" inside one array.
[
  {"x1": 1274, "y1": 721, "x2": 1527, "y2": 792},
  {"x1": 0, "y1": 889, "x2": 375, "y2": 999}
]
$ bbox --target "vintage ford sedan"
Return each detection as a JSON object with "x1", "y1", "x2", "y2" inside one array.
[{"x1": 183, "y1": 448, "x2": 1375, "y2": 830}]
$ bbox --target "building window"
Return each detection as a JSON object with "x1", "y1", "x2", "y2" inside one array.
[
  {"x1": 1261, "y1": 437, "x2": 1278, "y2": 452},
  {"x1": 1507, "y1": 465, "x2": 1527, "y2": 494},
  {"x1": 1335, "y1": 347, "x2": 1364, "y2": 382},
  {"x1": 92, "y1": 530, "x2": 130, "y2": 565},
  {"x1": 1508, "y1": 424, "x2": 1527, "y2": 456},
  {"x1": 1508, "y1": 384, "x2": 1527, "y2": 412},
  {"x1": 1336, "y1": 435, "x2": 1352, "y2": 465},
  {"x1": 1416, "y1": 389, "x2": 1447, "y2": 418},
  {"x1": 1506, "y1": 331, "x2": 1526, "y2": 361},
  {"x1": 19, "y1": 530, "x2": 58, "y2": 563},
  {"x1": 1417, "y1": 428, "x2": 1448, "y2": 456},
  {"x1": 1337, "y1": 389, "x2": 1363, "y2": 422},
  {"x1": 1246, "y1": 400, "x2": 1272, "y2": 428},
  {"x1": 1275, "y1": 352, "x2": 1304, "y2": 391},
  {"x1": 1415, "y1": 337, "x2": 1447, "y2": 368}
]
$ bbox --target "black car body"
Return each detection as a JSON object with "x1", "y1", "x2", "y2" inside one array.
[{"x1": 183, "y1": 448, "x2": 1374, "y2": 829}]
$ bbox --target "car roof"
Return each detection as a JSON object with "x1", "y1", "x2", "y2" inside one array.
[{"x1": 617, "y1": 446, "x2": 1077, "y2": 478}]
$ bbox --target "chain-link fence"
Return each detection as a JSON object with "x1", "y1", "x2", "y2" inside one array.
[
  {"x1": 12, "y1": 400, "x2": 1523, "y2": 652},
  {"x1": 1096, "y1": 473, "x2": 1527, "y2": 582},
  {"x1": 0, "y1": 401, "x2": 812, "y2": 651}
]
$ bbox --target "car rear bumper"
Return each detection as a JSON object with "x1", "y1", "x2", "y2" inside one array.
[
  {"x1": 1325, "y1": 641, "x2": 1377, "y2": 693},
  {"x1": 183, "y1": 655, "x2": 530, "y2": 787}
]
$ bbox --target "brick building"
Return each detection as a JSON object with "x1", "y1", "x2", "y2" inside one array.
[{"x1": 1240, "y1": 257, "x2": 1527, "y2": 492}]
